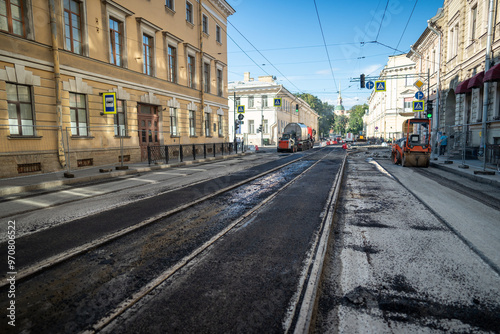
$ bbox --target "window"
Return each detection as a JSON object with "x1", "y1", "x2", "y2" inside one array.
[
  {"x1": 0, "y1": 0, "x2": 25, "y2": 37},
  {"x1": 7, "y1": 83, "x2": 33, "y2": 136},
  {"x1": 109, "y1": 17, "x2": 122, "y2": 66},
  {"x1": 249, "y1": 96, "x2": 254, "y2": 108},
  {"x1": 168, "y1": 45, "x2": 177, "y2": 83},
  {"x1": 170, "y1": 107, "x2": 178, "y2": 136},
  {"x1": 204, "y1": 62, "x2": 210, "y2": 93},
  {"x1": 165, "y1": 0, "x2": 173, "y2": 10},
  {"x1": 202, "y1": 14, "x2": 208, "y2": 34},
  {"x1": 235, "y1": 97, "x2": 240, "y2": 106},
  {"x1": 249, "y1": 120, "x2": 255, "y2": 134},
  {"x1": 263, "y1": 119, "x2": 268, "y2": 134},
  {"x1": 189, "y1": 110, "x2": 196, "y2": 136},
  {"x1": 216, "y1": 25, "x2": 221, "y2": 43},
  {"x1": 69, "y1": 93, "x2": 88, "y2": 136},
  {"x1": 471, "y1": 5, "x2": 477, "y2": 41},
  {"x1": 218, "y1": 114, "x2": 223, "y2": 136},
  {"x1": 64, "y1": 0, "x2": 82, "y2": 54},
  {"x1": 217, "y1": 68, "x2": 223, "y2": 97},
  {"x1": 114, "y1": 100, "x2": 126, "y2": 136},
  {"x1": 205, "y1": 112, "x2": 211, "y2": 136},
  {"x1": 143, "y1": 34, "x2": 154, "y2": 75},
  {"x1": 448, "y1": 23, "x2": 459, "y2": 59},
  {"x1": 188, "y1": 55, "x2": 195, "y2": 88},
  {"x1": 262, "y1": 95, "x2": 268, "y2": 107},
  {"x1": 186, "y1": 1, "x2": 193, "y2": 23}
]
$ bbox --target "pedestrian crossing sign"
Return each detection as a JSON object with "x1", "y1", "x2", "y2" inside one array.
[
  {"x1": 412, "y1": 100, "x2": 425, "y2": 112},
  {"x1": 375, "y1": 81, "x2": 386, "y2": 92},
  {"x1": 237, "y1": 105, "x2": 245, "y2": 113},
  {"x1": 274, "y1": 98, "x2": 282, "y2": 107}
]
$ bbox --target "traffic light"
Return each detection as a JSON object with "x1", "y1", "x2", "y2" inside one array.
[
  {"x1": 257, "y1": 125, "x2": 262, "y2": 133},
  {"x1": 235, "y1": 120, "x2": 240, "y2": 130},
  {"x1": 426, "y1": 103, "x2": 433, "y2": 119},
  {"x1": 360, "y1": 74, "x2": 365, "y2": 88},
  {"x1": 295, "y1": 104, "x2": 299, "y2": 112}
]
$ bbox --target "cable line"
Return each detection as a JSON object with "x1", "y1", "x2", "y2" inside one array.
[{"x1": 313, "y1": 0, "x2": 338, "y2": 93}]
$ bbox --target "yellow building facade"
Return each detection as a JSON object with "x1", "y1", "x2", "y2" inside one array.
[{"x1": 0, "y1": 0, "x2": 234, "y2": 178}]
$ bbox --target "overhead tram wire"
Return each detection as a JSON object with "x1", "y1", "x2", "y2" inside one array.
[
  {"x1": 206, "y1": 4, "x2": 305, "y2": 94},
  {"x1": 392, "y1": 0, "x2": 419, "y2": 55},
  {"x1": 375, "y1": 0, "x2": 390, "y2": 42},
  {"x1": 225, "y1": 19, "x2": 305, "y2": 94},
  {"x1": 313, "y1": 0, "x2": 338, "y2": 93},
  {"x1": 201, "y1": 6, "x2": 273, "y2": 78}
]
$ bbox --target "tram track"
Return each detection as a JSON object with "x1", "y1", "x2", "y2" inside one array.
[
  {"x1": 86, "y1": 149, "x2": 339, "y2": 334},
  {"x1": 0, "y1": 156, "x2": 276, "y2": 221},
  {"x1": 0, "y1": 149, "x2": 325, "y2": 287},
  {"x1": 0, "y1": 147, "x2": 343, "y2": 334}
]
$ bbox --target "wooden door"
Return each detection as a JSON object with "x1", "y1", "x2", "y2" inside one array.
[{"x1": 138, "y1": 104, "x2": 159, "y2": 161}]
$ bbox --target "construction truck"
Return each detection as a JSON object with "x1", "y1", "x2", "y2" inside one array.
[
  {"x1": 277, "y1": 123, "x2": 314, "y2": 153},
  {"x1": 391, "y1": 118, "x2": 431, "y2": 167}
]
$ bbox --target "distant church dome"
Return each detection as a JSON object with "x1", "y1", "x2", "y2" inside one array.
[{"x1": 334, "y1": 84, "x2": 345, "y2": 115}]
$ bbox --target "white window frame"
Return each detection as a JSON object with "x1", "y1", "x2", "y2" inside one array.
[
  {"x1": 137, "y1": 18, "x2": 162, "y2": 77},
  {"x1": 170, "y1": 107, "x2": 178, "y2": 136},
  {"x1": 470, "y1": 3, "x2": 478, "y2": 43},
  {"x1": 104, "y1": 1, "x2": 133, "y2": 68}
]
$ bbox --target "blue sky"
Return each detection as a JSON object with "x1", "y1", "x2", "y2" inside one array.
[{"x1": 225, "y1": 0, "x2": 444, "y2": 109}]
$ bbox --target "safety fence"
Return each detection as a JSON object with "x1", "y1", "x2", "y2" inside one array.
[{"x1": 147, "y1": 142, "x2": 247, "y2": 165}]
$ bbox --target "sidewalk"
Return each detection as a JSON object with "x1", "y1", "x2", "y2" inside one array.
[
  {"x1": 0, "y1": 152, "x2": 252, "y2": 198},
  {"x1": 430, "y1": 155, "x2": 500, "y2": 187}
]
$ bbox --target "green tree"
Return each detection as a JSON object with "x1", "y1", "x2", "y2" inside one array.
[
  {"x1": 333, "y1": 114, "x2": 349, "y2": 135},
  {"x1": 347, "y1": 104, "x2": 368, "y2": 135}
]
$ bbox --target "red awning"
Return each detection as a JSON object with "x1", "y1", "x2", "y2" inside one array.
[
  {"x1": 484, "y1": 63, "x2": 500, "y2": 82},
  {"x1": 455, "y1": 79, "x2": 472, "y2": 94},
  {"x1": 467, "y1": 71, "x2": 484, "y2": 89}
]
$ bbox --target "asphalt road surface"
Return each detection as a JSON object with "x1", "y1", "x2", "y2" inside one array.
[
  {"x1": 314, "y1": 149, "x2": 500, "y2": 333},
  {"x1": 0, "y1": 147, "x2": 345, "y2": 333}
]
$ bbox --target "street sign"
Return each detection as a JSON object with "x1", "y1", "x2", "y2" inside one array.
[
  {"x1": 237, "y1": 105, "x2": 245, "y2": 113},
  {"x1": 274, "y1": 98, "x2": 282, "y2": 107},
  {"x1": 415, "y1": 91, "x2": 424, "y2": 100},
  {"x1": 412, "y1": 100, "x2": 425, "y2": 112},
  {"x1": 238, "y1": 114, "x2": 244, "y2": 121},
  {"x1": 366, "y1": 81, "x2": 374, "y2": 89},
  {"x1": 375, "y1": 81, "x2": 386, "y2": 92},
  {"x1": 102, "y1": 92, "x2": 117, "y2": 114},
  {"x1": 414, "y1": 79, "x2": 424, "y2": 89}
]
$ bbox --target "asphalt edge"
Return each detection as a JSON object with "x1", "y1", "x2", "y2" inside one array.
[
  {"x1": 0, "y1": 152, "x2": 253, "y2": 197},
  {"x1": 292, "y1": 152, "x2": 348, "y2": 334},
  {"x1": 429, "y1": 161, "x2": 500, "y2": 187}
]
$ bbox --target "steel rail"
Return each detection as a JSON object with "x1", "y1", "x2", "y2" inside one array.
[
  {"x1": 284, "y1": 152, "x2": 347, "y2": 333},
  {"x1": 0, "y1": 148, "x2": 327, "y2": 288},
  {"x1": 83, "y1": 148, "x2": 333, "y2": 333}
]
